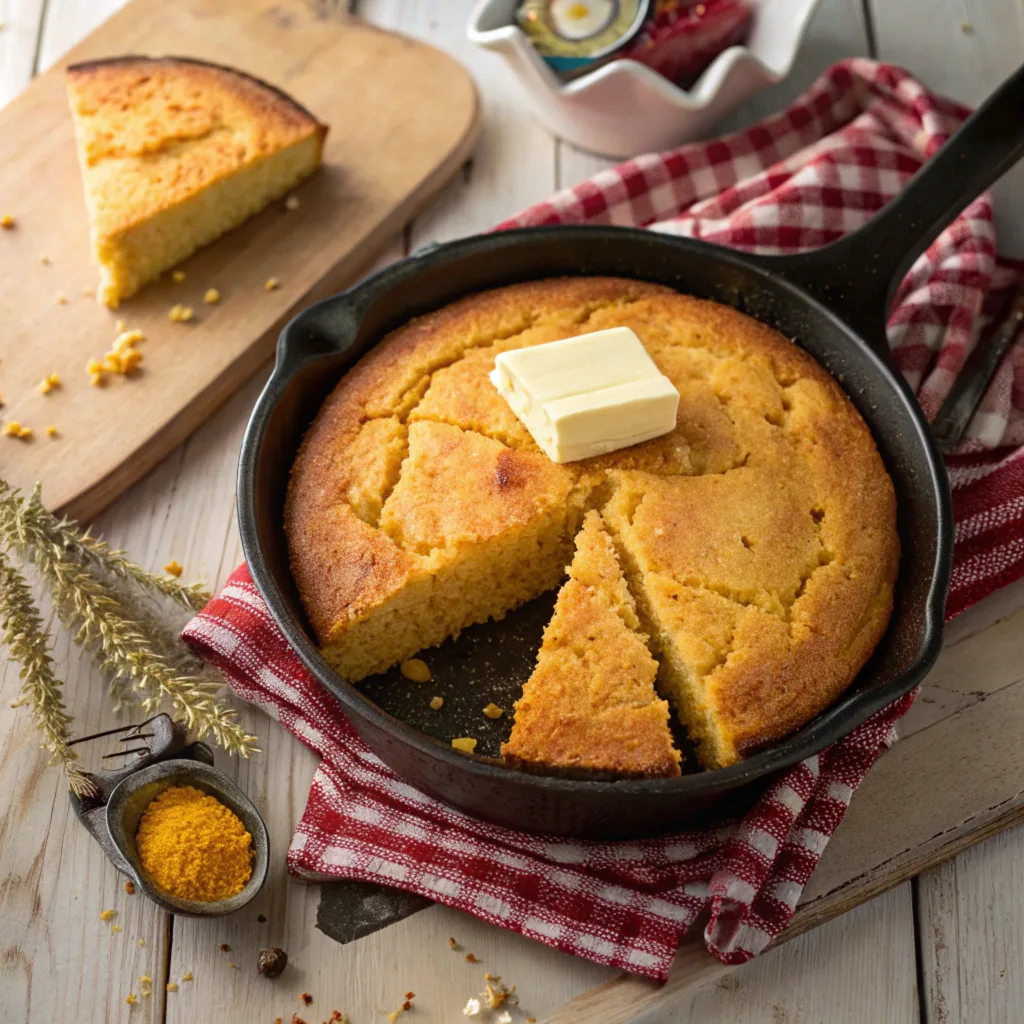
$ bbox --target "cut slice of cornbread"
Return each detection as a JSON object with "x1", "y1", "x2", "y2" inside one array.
[
  {"x1": 502, "y1": 511, "x2": 681, "y2": 778},
  {"x1": 65, "y1": 56, "x2": 327, "y2": 307}
]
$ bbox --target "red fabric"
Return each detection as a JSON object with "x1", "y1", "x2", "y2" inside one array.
[{"x1": 183, "y1": 59, "x2": 1024, "y2": 982}]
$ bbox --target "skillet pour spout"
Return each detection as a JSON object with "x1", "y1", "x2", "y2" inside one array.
[{"x1": 238, "y1": 64, "x2": 1024, "y2": 838}]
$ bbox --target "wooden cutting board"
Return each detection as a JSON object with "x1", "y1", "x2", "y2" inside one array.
[{"x1": 0, "y1": 0, "x2": 479, "y2": 521}]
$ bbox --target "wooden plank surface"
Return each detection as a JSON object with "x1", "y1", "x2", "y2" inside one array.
[
  {"x1": 2, "y1": 1, "x2": 1024, "y2": 1022},
  {"x1": 0, "y1": 0, "x2": 478, "y2": 523}
]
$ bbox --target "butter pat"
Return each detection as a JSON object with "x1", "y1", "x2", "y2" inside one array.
[{"x1": 489, "y1": 327, "x2": 679, "y2": 463}]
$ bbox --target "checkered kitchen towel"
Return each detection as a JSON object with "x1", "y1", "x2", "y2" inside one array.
[{"x1": 183, "y1": 60, "x2": 1024, "y2": 981}]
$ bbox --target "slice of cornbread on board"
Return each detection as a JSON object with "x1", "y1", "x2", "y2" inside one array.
[{"x1": 65, "y1": 56, "x2": 327, "y2": 307}]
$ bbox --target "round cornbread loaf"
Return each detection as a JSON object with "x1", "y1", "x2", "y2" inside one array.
[{"x1": 285, "y1": 277, "x2": 899, "y2": 770}]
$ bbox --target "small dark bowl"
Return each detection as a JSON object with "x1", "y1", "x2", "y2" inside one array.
[{"x1": 105, "y1": 759, "x2": 269, "y2": 917}]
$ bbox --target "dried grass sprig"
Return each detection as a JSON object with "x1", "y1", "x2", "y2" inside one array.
[
  {"x1": 0, "y1": 548, "x2": 95, "y2": 796},
  {"x1": 0, "y1": 482, "x2": 258, "y2": 777}
]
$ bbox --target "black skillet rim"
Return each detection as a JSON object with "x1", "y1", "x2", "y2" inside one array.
[{"x1": 237, "y1": 224, "x2": 951, "y2": 801}]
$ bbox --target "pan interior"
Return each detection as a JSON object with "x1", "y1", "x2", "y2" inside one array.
[{"x1": 245, "y1": 227, "x2": 945, "y2": 790}]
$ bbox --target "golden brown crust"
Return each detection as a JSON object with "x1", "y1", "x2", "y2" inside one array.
[
  {"x1": 286, "y1": 276, "x2": 899, "y2": 771},
  {"x1": 66, "y1": 55, "x2": 327, "y2": 237}
]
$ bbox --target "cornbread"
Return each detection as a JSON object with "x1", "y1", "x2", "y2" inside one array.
[
  {"x1": 66, "y1": 57, "x2": 327, "y2": 307},
  {"x1": 287, "y1": 277, "x2": 899, "y2": 770},
  {"x1": 503, "y1": 511, "x2": 681, "y2": 777}
]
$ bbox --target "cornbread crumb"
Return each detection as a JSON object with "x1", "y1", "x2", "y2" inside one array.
[
  {"x1": 169, "y1": 303, "x2": 194, "y2": 323},
  {"x1": 125, "y1": 994, "x2": 137, "y2": 1006},
  {"x1": 138, "y1": 939, "x2": 145, "y2": 947},
  {"x1": 171, "y1": 269, "x2": 186, "y2": 283},
  {"x1": 264, "y1": 276, "x2": 280, "y2": 291},
  {"x1": 448, "y1": 937, "x2": 458, "y2": 950},
  {"x1": 285, "y1": 195, "x2": 300, "y2": 211},
  {"x1": 56, "y1": 292, "x2": 67, "y2": 304},
  {"x1": 429, "y1": 696, "x2": 444, "y2": 710},
  {"x1": 111, "y1": 924, "x2": 122, "y2": 933},
  {"x1": 0, "y1": 214, "x2": 14, "y2": 229},
  {"x1": 166, "y1": 983, "x2": 178, "y2": 992},
  {"x1": 46, "y1": 425, "x2": 58, "y2": 438},
  {"x1": 39, "y1": 372, "x2": 61, "y2": 394},
  {"x1": 465, "y1": 952, "x2": 480, "y2": 963},
  {"x1": 4, "y1": 421, "x2": 31, "y2": 439},
  {"x1": 114, "y1": 329, "x2": 144, "y2": 352},
  {"x1": 90, "y1": 372, "x2": 105, "y2": 387},
  {"x1": 482, "y1": 703, "x2": 503, "y2": 720},
  {"x1": 203, "y1": 287, "x2": 221, "y2": 304},
  {"x1": 124, "y1": 880, "x2": 135, "y2": 895},
  {"x1": 960, "y1": 20, "x2": 974, "y2": 33},
  {"x1": 83, "y1": 286, "x2": 95, "y2": 297},
  {"x1": 115, "y1": 318, "x2": 126, "y2": 332},
  {"x1": 451, "y1": 738, "x2": 477, "y2": 754},
  {"x1": 182, "y1": 972, "x2": 193, "y2": 982},
  {"x1": 164, "y1": 559, "x2": 183, "y2": 577},
  {"x1": 39, "y1": 254, "x2": 50, "y2": 265},
  {"x1": 400, "y1": 658, "x2": 431, "y2": 683},
  {"x1": 463, "y1": 998, "x2": 481, "y2": 1017}
]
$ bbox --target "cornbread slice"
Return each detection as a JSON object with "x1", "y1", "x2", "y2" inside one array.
[
  {"x1": 66, "y1": 57, "x2": 327, "y2": 307},
  {"x1": 502, "y1": 512, "x2": 681, "y2": 778},
  {"x1": 287, "y1": 277, "x2": 899, "y2": 771}
]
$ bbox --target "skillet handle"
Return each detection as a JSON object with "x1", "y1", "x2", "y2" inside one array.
[{"x1": 755, "y1": 62, "x2": 1024, "y2": 361}]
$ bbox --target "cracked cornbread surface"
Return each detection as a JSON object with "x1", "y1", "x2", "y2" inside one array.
[
  {"x1": 66, "y1": 57, "x2": 326, "y2": 307},
  {"x1": 286, "y1": 277, "x2": 899, "y2": 771}
]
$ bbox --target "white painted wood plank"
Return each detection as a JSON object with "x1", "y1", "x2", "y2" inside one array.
[
  {"x1": 35, "y1": 0, "x2": 124, "y2": 73},
  {"x1": 0, "y1": 0, "x2": 45, "y2": 107},
  {"x1": 637, "y1": 885, "x2": 919, "y2": 1024},
  {"x1": 869, "y1": 0, "x2": 1024, "y2": 256},
  {"x1": 918, "y1": 824, "x2": 1024, "y2": 1024},
  {"x1": 357, "y1": 0, "x2": 556, "y2": 242}
]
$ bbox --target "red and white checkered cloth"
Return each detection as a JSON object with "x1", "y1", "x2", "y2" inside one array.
[{"x1": 183, "y1": 59, "x2": 1024, "y2": 982}]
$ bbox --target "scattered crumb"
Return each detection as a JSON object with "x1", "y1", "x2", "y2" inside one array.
[
  {"x1": 291, "y1": 1016, "x2": 307, "y2": 1024},
  {"x1": 100, "y1": 909, "x2": 116, "y2": 921},
  {"x1": 452, "y1": 738, "x2": 478, "y2": 754},
  {"x1": 171, "y1": 269, "x2": 186, "y2": 283},
  {"x1": 3, "y1": 421, "x2": 32, "y2": 439},
  {"x1": 182, "y1": 972, "x2": 193, "y2": 982},
  {"x1": 526, "y1": 1018, "x2": 536, "y2": 1023},
  {"x1": 218, "y1": 943, "x2": 232, "y2": 953},
  {"x1": 139, "y1": 975, "x2": 153, "y2": 989},
  {"x1": 55, "y1": 292, "x2": 67, "y2": 304},
  {"x1": 1, "y1": 214, "x2": 14, "y2": 229},
  {"x1": 483, "y1": 703, "x2": 504, "y2": 720},
  {"x1": 166, "y1": 983, "x2": 178, "y2": 993},
  {"x1": 228, "y1": 962, "x2": 239, "y2": 969},
  {"x1": 400, "y1": 658, "x2": 431, "y2": 683},
  {"x1": 112, "y1": 924, "x2": 123, "y2": 933},
  {"x1": 484, "y1": 976, "x2": 511, "y2": 1009},
  {"x1": 329, "y1": 1013, "x2": 348, "y2": 1023},
  {"x1": 448, "y1": 937, "x2": 459, "y2": 950},
  {"x1": 125, "y1": 993, "x2": 137, "y2": 1006},
  {"x1": 164, "y1": 559, "x2": 183, "y2": 577},
  {"x1": 39, "y1": 372, "x2": 61, "y2": 394},
  {"x1": 169, "y1": 303, "x2": 194, "y2": 323},
  {"x1": 39, "y1": 254, "x2": 50, "y2": 265},
  {"x1": 299, "y1": 992, "x2": 313, "y2": 1005},
  {"x1": 960, "y1": 20, "x2": 974, "y2": 33},
  {"x1": 463, "y1": 998, "x2": 481, "y2": 1017},
  {"x1": 137, "y1": 939, "x2": 145, "y2": 947},
  {"x1": 258, "y1": 913, "x2": 267, "y2": 923},
  {"x1": 465, "y1": 952, "x2": 480, "y2": 964},
  {"x1": 496, "y1": 1013, "x2": 512, "y2": 1024},
  {"x1": 113, "y1": 329, "x2": 144, "y2": 352},
  {"x1": 203, "y1": 287, "x2": 221, "y2": 304},
  {"x1": 82, "y1": 286, "x2": 94, "y2": 297},
  {"x1": 285, "y1": 195, "x2": 300, "y2": 211},
  {"x1": 115, "y1": 319, "x2": 126, "y2": 333},
  {"x1": 429, "y1": 695, "x2": 444, "y2": 710},
  {"x1": 265, "y1": 277, "x2": 280, "y2": 291}
]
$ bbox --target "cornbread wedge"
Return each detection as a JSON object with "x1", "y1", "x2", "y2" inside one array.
[
  {"x1": 66, "y1": 57, "x2": 327, "y2": 307},
  {"x1": 502, "y1": 511, "x2": 681, "y2": 778},
  {"x1": 287, "y1": 277, "x2": 899, "y2": 774}
]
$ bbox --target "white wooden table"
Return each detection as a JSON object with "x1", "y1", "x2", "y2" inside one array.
[{"x1": 1, "y1": 2, "x2": 1023, "y2": 1021}]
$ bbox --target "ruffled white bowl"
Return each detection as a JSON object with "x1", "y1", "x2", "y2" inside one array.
[{"x1": 467, "y1": 0, "x2": 823, "y2": 158}]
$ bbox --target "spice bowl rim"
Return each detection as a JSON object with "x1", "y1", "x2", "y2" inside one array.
[{"x1": 105, "y1": 758, "x2": 269, "y2": 918}]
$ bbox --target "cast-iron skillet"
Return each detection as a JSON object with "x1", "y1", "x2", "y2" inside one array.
[{"x1": 239, "y1": 65, "x2": 1024, "y2": 838}]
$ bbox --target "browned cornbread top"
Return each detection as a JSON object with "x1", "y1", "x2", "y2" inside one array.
[
  {"x1": 502, "y1": 511, "x2": 681, "y2": 778},
  {"x1": 286, "y1": 277, "x2": 899, "y2": 768},
  {"x1": 66, "y1": 56, "x2": 326, "y2": 238}
]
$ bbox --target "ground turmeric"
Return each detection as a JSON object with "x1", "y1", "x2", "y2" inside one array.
[{"x1": 136, "y1": 785, "x2": 252, "y2": 901}]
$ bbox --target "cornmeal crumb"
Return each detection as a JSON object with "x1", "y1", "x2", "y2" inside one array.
[
  {"x1": 429, "y1": 696, "x2": 444, "y2": 710},
  {"x1": 285, "y1": 195, "x2": 300, "y2": 211},
  {"x1": 400, "y1": 658, "x2": 431, "y2": 683},
  {"x1": 111, "y1": 924, "x2": 122, "y2": 933},
  {"x1": 4, "y1": 421, "x2": 31, "y2": 439},
  {"x1": 483, "y1": 703, "x2": 504, "y2": 719},
  {"x1": 125, "y1": 993, "x2": 137, "y2": 1006},
  {"x1": 90, "y1": 372, "x2": 105, "y2": 387},
  {"x1": 171, "y1": 269, "x2": 186, "y2": 283},
  {"x1": 82, "y1": 286, "x2": 95, "y2": 297},
  {"x1": 115, "y1": 319, "x2": 126, "y2": 332},
  {"x1": 113, "y1": 329, "x2": 144, "y2": 352},
  {"x1": 264, "y1": 277, "x2": 280, "y2": 291},
  {"x1": 182, "y1": 972, "x2": 193, "y2": 982},
  {"x1": 203, "y1": 288, "x2": 221, "y2": 304},
  {"x1": 166, "y1": 983, "x2": 178, "y2": 993},
  {"x1": 46, "y1": 425, "x2": 58, "y2": 438},
  {"x1": 164, "y1": 559, "x2": 183, "y2": 577},
  {"x1": 137, "y1": 939, "x2": 145, "y2": 947},
  {"x1": 169, "y1": 303, "x2": 194, "y2": 323},
  {"x1": 452, "y1": 738, "x2": 478, "y2": 754},
  {"x1": 55, "y1": 292, "x2": 67, "y2": 304},
  {"x1": 39, "y1": 372, "x2": 61, "y2": 394},
  {"x1": 1, "y1": 214, "x2": 14, "y2": 229},
  {"x1": 39, "y1": 254, "x2": 50, "y2": 265}
]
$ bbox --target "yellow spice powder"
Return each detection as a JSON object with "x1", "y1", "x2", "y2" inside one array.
[{"x1": 135, "y1": 785, "x2": 252, "y2": 902}]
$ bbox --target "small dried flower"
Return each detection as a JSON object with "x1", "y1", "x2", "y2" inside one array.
[{"x1": 400, "y1": 658, "x2": 431, "y2": 682}]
